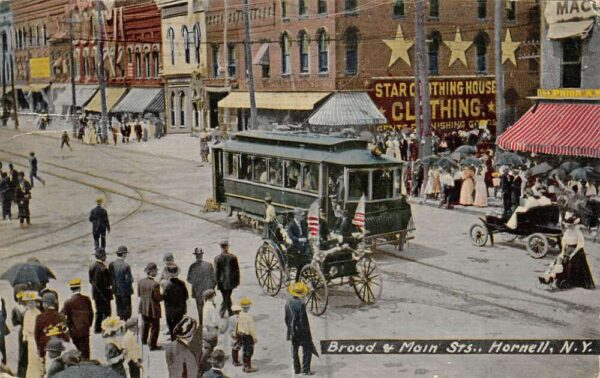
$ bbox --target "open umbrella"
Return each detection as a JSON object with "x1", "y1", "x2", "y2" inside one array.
[
  {"x1": 569, "y1": 167, "x2": 600, "y2": 181},
  {"x1": 1, "y1": 261, "x2": 56, "y2": 287},
  {"x1": 454, "y1": 145, "x2": 477, "y2": 154},
  {"x1": 53, "y1": 363, "x2": 124, "y2": 378},
  {"x1": 417, "y1": 154, "x2": 440, "y2": 165},
  {"x1": 560, "y1": 161, "x2": 580, "y2": 173},
  {"x1": 527, "y1": 162, "x2": 554, "y2": 177},
  {"x1": 434, "y1": 157, "x2": 459, "y2": 170},
  {"x1": 460, "y1": 157, "x2": 483, "y2": 167},
  {"x1": 449, "y1": 151, "x2": 469, "y2": 162},
  {"x1": 548, "y1": 168, "x2": 567, "y2": 181},
  {"x1": 494, "y1": 152, "x2": 525, "y2": 167}
]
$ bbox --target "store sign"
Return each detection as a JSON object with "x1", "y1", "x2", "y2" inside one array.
[
  {"x1": 30, "y1": 57, "x2": 50, "y2": 79},
  {"x1": 545, "y1": 0, "x2": 599, "y2": 24},
  {"x1": 537, "y1": 88, "x2": 600, "y2": 98},
  {"x1": 369, "y1": 76, "x2": 496, "y2": 134}
]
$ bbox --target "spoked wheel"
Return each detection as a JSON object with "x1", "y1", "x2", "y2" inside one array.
[
  {"x1": 255, "y1": 243, "x2": 284, "y2": 296},
  {"x1": 300, "y1": 264, "x2": 328, "y2": 316},
  {"x1": 527, "y1": 233, "x2": 549, "y2": 259},
  {"x1": 469, "y1": 224, "x2": 488, "y2": 247},
  {"x1": 499, "y1": 233, "x2": 518, "y2": 243},
  {"x1": 352, "y1": 256, "x2": 382, "y2": 304}
]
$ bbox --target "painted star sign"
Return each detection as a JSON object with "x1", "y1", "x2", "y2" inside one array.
[
  {"x1": 382, "y1": 25, "x2": 414, "y2": 68},
  {"x1": 502, "y1": 29, "x2": 521, "y2": 66},
  {"x1": 445, "y1": 28, "x2": 472, "y2": 67}
]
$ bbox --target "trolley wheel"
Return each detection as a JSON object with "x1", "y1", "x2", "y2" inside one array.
[
  {"x1": 299, "y1": 264, "x2": 328, "y2": 316},
  {"x1": 469, "y1": 223, "x2": 488, "y2": 247},
  {"x1": 526, "y1": 233, "x2": 549, "y2": 259},
  {"x1": 255, "y1": 243, "x2": 284, "y2": 296},
  {"x1": 352, "y1": 256, "x2": 382, "y2": 304},
  {"x1": 499, "y1": 233, "x2": 518, "y2": 243}
]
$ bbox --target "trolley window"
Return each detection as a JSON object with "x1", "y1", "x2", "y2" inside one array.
[
  {"x1": 302, "y1": 163, "x2": 319, "y2": 193},
  {"x1": 224, "y1": 153, "x2": 238, "y2": 178},
  {"x1": 254, "y1": 157, "x2": 268, "y2": 183},
  {"x1": 268, "y1": 158, "x2": 283, "y2": 186},
  {"x1": 349, "y1": 171, "x2": 369, "y2": 200},
  {"x1": 372, "y1": 168, "x2": 394, "y2": 200},
  {"x1": 284, "y1": 161, "x2": 301, "y2": 189},
  {"x1": 240, "y1": 154, "x2": 252, "y2": 180}
]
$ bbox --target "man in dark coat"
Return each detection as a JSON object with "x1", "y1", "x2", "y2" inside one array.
[
  {"x1": 163, "y1": 264, "x2": 189, "y2": 340},
  {"x1": 34, "y1": 292, "x2": 69, "y2": 358},
  {"x1": 89, "y1": 248, "x2": 113, "y2": 334},
  {"x1": 28, "y1": 152, "x2": 45, "y2": 187},
  {"x1": 0, "y1": 171, "x2": 11, "y2": 219},
  {"x1": 213, "y1": 239, "x2": 240, "y2": 318},
  {"x1": 501, "y1": 170, "x2": 513, "y2": 217},
  {"x1": 8, "y1": 163, "x2": 18, "y2": 216},
  {"x1": 0, "y1": 293, "x2": 8, "y2": 365},
  {"x1": 138, "y1": 262, "x2": 162, "y2": 350},
  {"x1": 287, "y1": 208, "x2": 311, "y2": 281},
  {"x1": 15, "y1": 172, "x2": 32, "y2": 227},
  {"x1": 61, "y1": 278, "x2": 93, "y2": 359},
  {"x1": 109, "y1": 246, "x2": 133, "y2": 321},
  {"x1": 285, "y1": 282, "x2": 317, "y2": 376},
  {"x1": 187, "y1": 248, "x2": 216, "y2": 324},
  {"x1": 89, "y1": 197, "x2": 110, "y2": 249}
]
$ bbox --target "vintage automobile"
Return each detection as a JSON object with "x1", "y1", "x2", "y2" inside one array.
[{"x1": 469, "y1": 205, "x2": 563, "y2": 258}]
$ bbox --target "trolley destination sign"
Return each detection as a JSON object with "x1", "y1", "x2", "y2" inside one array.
[{"x1": 369, "y1": 76, "x2": 497, "y2": 134}]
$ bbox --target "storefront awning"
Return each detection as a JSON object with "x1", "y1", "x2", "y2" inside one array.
[
  {"x1": 218, "y1": 92, "x2": 330, "y2": 111},
  {"x1": 547, "y1": 19, "x2": 595, "y2": 40},
  {"x1": 497, "y1": 102, "x2": 600, "y2": 158},
  {"x1": 112, "y1": 88, "x2": 163, "y2": 113},
  {"x1": 53, "y1": 86, "x2": 99, "y2": 108},
  {"x1": 308, "y1": 92, "x2": 386, "y2": 128},
  {"x1": 252, "y1": 43, "x2": 270, "y2": 65},
  {"x1": 17, "y1": 84, "x2": 49, "y2": 93},
  {"x1": 145, "y1": 90, "x2": 165, "y2": 113},
  {"x1": 85, "y1": 87, "x2": 128, "y2": 113}
]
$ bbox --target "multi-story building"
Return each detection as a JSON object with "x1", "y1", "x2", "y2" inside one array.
[
  {"x1": 497, "y1": 0, "x2": 600, "y2": 159},
  {"x1": 156, "y1": 0, "x2": 206, "y2": 133},
  {"x1": 0, "y1": 1, "x2": 14, "y2": 118},
  {"x1": 206, "y1": 0, "x2": 541, "y2": 136}
]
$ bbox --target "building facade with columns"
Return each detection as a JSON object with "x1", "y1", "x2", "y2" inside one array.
[{"x1": 0, "y1": 1, "x2": 14, "y2": 116}]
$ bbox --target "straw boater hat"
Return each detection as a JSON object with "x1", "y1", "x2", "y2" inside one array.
[
  {"x1": 45, "y1": 324, "x2": 67, "y2": 337},
  {"x1": 287, "y1": 282, "x2": 309, "y2": 298},
  {"x1": 68, "y1": 278, "x2": 82, "y2": 289},
  {"x1": 101, "y1": 317, "x2": 125, "y2": 338}
]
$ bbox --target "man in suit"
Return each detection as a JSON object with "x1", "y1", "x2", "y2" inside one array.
[
  {"x1": 34, "y1": 292, "x2": 69, "y2": 358},
  {"x1": 187, "y1": 248, "x2": 216, "y2": 324},
  {"x1": 138, "y1": 262, "x2": 162, "y2": 350},
  {"x1": 0, "y1": 293, "x2": 8, "y2": 365},
  {"x1": 163, "y1": 264, "x2": 189, "y2": 340},
  {"x1": 89, "y1": 197, "x2": 110, "y2": 249},
  {"x1": 214, "y1": 239, "x2": 240, "y2": 318},
  {"x1": 285, "y1": 282, "x2": 317, "y2": 376},
  {"x1": 501, "y1": 169, "x2": 513, "y2": 217},
  {"x1": 15, "y1": 172, "x2": 32, "y2": 228},
  {"x1": 89, "y1": 248, "x2": 113, "y2": 334},
  {"x1": 287, "y1": 208, "x2": 311, "y2": 281},
  {"x1": 202, "y1": 349, "x2": 227, "y2": 378},
  {"x1": 28, "y1": 152, "x2": 45, "y2": 187},
  {"x1": 61, "y1": 278, "x2": 93, "y2": 359},
  {"x1": 109, "y1": 246, "x2": 133, "y2": 320}
]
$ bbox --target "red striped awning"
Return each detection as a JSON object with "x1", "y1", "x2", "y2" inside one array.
[{"x1": 497, "y1": 102, "x2": 600, "y2": 158}]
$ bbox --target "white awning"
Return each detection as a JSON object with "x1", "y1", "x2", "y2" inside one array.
[
  {"x1": 252, "y1": 43, "x2": 270, "y2": 65},
  {"x1": 547, "y1": 19, "x2": 595, "y2": 40}
]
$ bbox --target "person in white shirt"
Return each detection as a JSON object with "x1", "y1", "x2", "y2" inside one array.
[
  {"x1": 202, "y1": 289, "x2": 220, "y2": 354},
  {"x1": 235, "y1": 298, "x2": 258, "y2": 373},
  {"x1": 506, "y1": 189, "x2": 540, "y2": 229},
  {"x1": 440, "y1": 169, "x2": 455, "y2": 209}
]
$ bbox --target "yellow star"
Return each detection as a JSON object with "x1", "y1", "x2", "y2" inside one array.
[
  {"x1": 488, "y1": 101, "x2": 496, "y2": 113},
  {"x1": 382, "y1": 25, "x2": 414, "y2": 68},
  {"x1": 502, "y1": 29, "x2": 521, "y2": 66},
  {"x1": 445, "y1": 28, "x2": 472, "y2": 67}
]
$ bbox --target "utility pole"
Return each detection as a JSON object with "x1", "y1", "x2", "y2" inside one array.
[
  {"x1": 494, "y1": 0, "x2": 505, "y2": 141},
  {"x1": 9, "y1": 38, "x2": 17, "y2": 129},
  {"x1": 223, "y1": 0, "x2": 229, "y2": 131},
  {"x1": 68, "y1": 17, "x2": 78, "y2": 137},
  {"x1": 414, "y1": 0, "x2": 430, "y2": 159},
  {"x1": 96, "y1": 0, "x2": 108, "y2": 143},
  {"x1": 242, "y1": 0, "x2": 257, "y2": 129},
  {"x1": 2, "y1": 32, "x2": 6, "y2": 126}
]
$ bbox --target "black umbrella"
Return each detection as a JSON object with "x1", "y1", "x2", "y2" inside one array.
[
  {"x1": 528, "y1": 162, "x2": 554, "y2": 177},
  {"x1": 494, "y1": 152, "x2": 525, "y2": 167},
  {"x1": 560, "y1": 161, "x2": 581, "y2": 173},
  {"x1": 418, "y1": 154, "x2": 440, "y2": 165},
  {"x1": 454, "y1": 145, "x2": 477, "y2": 154},
  {"x1": 449, "y1": 151, "x2": 469, "y2": 162},
  {"x1": 548, "y1": 168, "x2": 567, "y2": 181},
  {"x1": 460, "y1": 157, "x2": 482, "y2": 167},
  {"x1": 434, "y1": 157, "x2": 459, "y2": 170},
  {"x1": 1, "y1": 261, "x2": 56, "y2": 287}
]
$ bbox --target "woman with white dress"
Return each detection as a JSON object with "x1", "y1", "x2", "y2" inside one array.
[
  {"x1": 424, "y1": 168, "x2": 434, "y2": 198},
  {"x1": 474, "y1": 166, "x2": 488, "y2": 207},
  {"x1": 22, "y1": 292, "x2": 43, "y2": 378}
]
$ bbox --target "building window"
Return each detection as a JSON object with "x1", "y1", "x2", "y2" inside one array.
[
  {"x1": 179, "y1": 92, "x2": 186, "y2": 127},
  {"x1": 318, "y1": 0, "x2": 327, "y2": 14},
  {"x1": 193, "y1": 23, "x2": 201, "y2": 65},
  {"x1": 474, "y1": 32, "x2": 489, "y2": 73},
  {"x1": 212, "y1": 44, "x2": 221, "y2": 77},
  {"x1": 429, "y1": 0, "x2": 439, "y2": 18},
  {"x1": 281, "y1": 32, "x2": 291, "y2": 75},
  {"x1": 29, "y1": 27, "x2": 32, "y2": 46},
  {"x1": 135, "y1": 49, "x2": 142, "y2": 78},
  {"x1": 145, "y1": 52, "x2": 151, "y2": 77},
  {"x1": 182, "y1": 26, "x2": 190, "y2": 64},
  {"x1": 83, "y1": 50, "x2": 89, "y2": 77},
  {"x1": 167, "y1": 27, "x2": 175, "y2": 65},
  {"x1": 262, "y1": 64, "x2": 270, "y2": 78},
  {"x1": 153, "y1": 51, "x2": 160, "y2": 77},
  {"x1": 43, "y1": 24, "x2": 47, "y2": 46},
  {"x1": 91, "y1": 52, "x2": 96, "y2": 77},
  {"x1": 344, "y1": 27, "x2": 358, "y2": 74},
  {"x1": 36, "y1": 25, "x2": 40, "y2": 47},
  {"x1": 170, "y1": 92, "x2": 176, "y2": 126},
  {"x1": 345, "y1": 0, "x2": 357, "y2": 14},
  {"x1": 393, "y1": 0, "x2": 405, "y2": 17},
  {"x1": 317, "y1": 29, "x2": 329, "y2": 73},
  {"x1": 428, "y1": 31, "x2": 441, "y2": 75},
  {"x1": 227, "y1": 45, "x2": 236, "y2": 77},
  {"x1": 299, "y1": 0, "x2": 306, "y2": 16},
  {"x1": 74, "y1": 50, "x2": 81, "y2": 78},
  {"x1": 561, "y1": 38, "x2": 582, "y2": 88},
  {"x1": 507, "y1": 0, "x2": 516, "y2": 21},
  {"x1": 281, "y1": 1, "x2": 288, "y2": 19},
  {"x1": 299, "y1": 31, "x2": 309, "y2": 73},
  {"x1": 477, "y1": 0, "x2": 486, "y2": 19}
]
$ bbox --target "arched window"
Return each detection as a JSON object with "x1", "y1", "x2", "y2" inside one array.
[
  {"x1": 280, "y1": 32, "x2": 291, "y2": 75},
  {"x1": 281, "y1": 1, "x2": 288, "y2": 18},
  {"x1": 135, "y1": 48, "x2": 142, "y2": 78},
  {"x1": 29, "y1": 27, "x2": 33, "y2": 46},
  {"x1": 17, "y1": 29, "x2": 21, "y2": 49},
  {"x1": 299, "y1": 0, "x2": 306, "y2": 16},
  {"x1": 74, "y1": 49, "x2": 81, "y2": 79},
  {"x1": 90, "y1": 48, "x2": 96, "y2": 77},
  {"x1": 507, "y1": 0, "x2": 516, "y2": 21},
  {"x1": 167, "y1": 27, "x2": 175, "y2": 65},
  {"x1": 145, "y1": 50, "x2": 151, "y2": 77},
  {"x1": 153, "y1": 48, "x2": 160, "y2": 77},
  {"x1": 182, "y1": 26, "x2": 190, "y2": 64},
  {"x1": 179, "y1": 92, "x2": 186, "y2": 127},
  {"x1": 81, "y1": 12, "x2": 88, "y2": 40},
  {"x1": 91, "y1": 13, "x2": 97, "y2": 39},
  {"x1": 317, "y1": 28, "x2": 329, "y2": 73},
  {"x1": 299, "y1": 30, "x2": 309, "y2": 73},
  {"x1": 83, "y1": 49, "x2": 90, "y2": 77},
  {"x1": 427, "y1": 31, "x2": 441, "y2": 75},
  {"x1": 170, "y1": 92, "x2": 176, "y2": 126},
  {"x1": 344, "y1": 27, "x2": 358, "y2": 74},
  {"x1": 212, "y1": 44, "x2": 220, "y2": 77},
  {"x1": 43, "y1": 24, "x2": 47, "y2": 46},
  {"x1": 193, "y1": 102, "x2": 199, "y2": 128},
  {"x1": 193, "y1": 23, "x2": 201, "y2": 65},
  {"x1": 474, "y1": 31, "x2": 489, "y2": 73}
]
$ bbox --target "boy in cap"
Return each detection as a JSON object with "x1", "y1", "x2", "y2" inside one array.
[
  {"x1": 89, "y1": 248, "x2": 113, "y2": 334},
  {"x1": 109, "y1": 246, "x2": 133, "y2": 320},
  {"x1": 138, "y1": 262, "x2": 162, "y2": 350},
  {"x1": 214, "y1": 239, "x2": 240, "y2": 318},
  {"x1": 61, "y1": 278, "x2": 93, "y2": 359},
  {"x1": 236, "y1": 298, "x2": 258, "y2": 373},
  {"x1": 122, "y1": 318, "x2": 142, "y2": 378}
]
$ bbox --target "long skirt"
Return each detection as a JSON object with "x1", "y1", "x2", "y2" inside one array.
[
  {"x1": 565, "y1": 248, "x2": 595, "y2": 289},
  {"x1": 460, "y1": 178, "x2": 474, "y2": 206},
  {"x1": 474, "y1": 181, "x2": 488, "y2": 207},
  {"x1": 25, "y1": 340, "x2": 43, "y2": 378}
]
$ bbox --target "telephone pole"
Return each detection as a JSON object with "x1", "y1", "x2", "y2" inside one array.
[
  {"x1": 223, "y1": 0, "x2": 229, "y2": 131},
  {"x1": 2, "y1": 32, "x2": 6, "y2": 126},
  {"x1": 414, "y1": 0, "x2": 430, "y2": 158},
  {"x1": 9, "y1": 42, "x2": 17, "y2": 129},
  {"x1": 68, "y1": 17, "x2": 78, "y2": 137},
  {"x1": 96, "y1": 0, "x2": 108, "y2": 143},
  {"x1": 494, "y1": 0, "x2": 505, "y2": 140},
  {"x1": 242, "y1": 0, "x2": 257, "y2": 129}
]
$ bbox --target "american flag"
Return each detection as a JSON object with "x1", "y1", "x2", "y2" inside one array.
[
  {"x1": 307, "y1": 200, "x2": 320, "y2": 239},
  {"x1": 352, "y1": 195, "x2": 366, "y2": 231}
]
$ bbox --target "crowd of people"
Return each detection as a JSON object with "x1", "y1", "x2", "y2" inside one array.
[
  {"x1": 76, "y1": 114, "x2": 165, "y2": 147},
  {"x1": 0, "y1": 160, "x2": 36, "y2": 227}
]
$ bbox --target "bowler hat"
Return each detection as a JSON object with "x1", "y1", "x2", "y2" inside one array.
[
  {"x1": 207, "y1": 348, "x2": 227, "y2": 365},
  {"x1": 94, "y1": 248, "x2": 106, "y2": 259},
  {"x1": 163, "y1": 252, "x2": 174, "y2": 262},
  {"x1": 144, "y1": 262, "x2": 158, "y2": 273},
  {"x1": 42, "y1": 292, "x2": 58, "y2": 307},
  {"x1": 115, "y1": 246, "x2": 128, "y2": 256},
  {"x1": 193, "y1": 248, "x2": 204, "y2": 255},
  {"x1": 218, "y1": 238, "x2": 229, "y2": 246}
]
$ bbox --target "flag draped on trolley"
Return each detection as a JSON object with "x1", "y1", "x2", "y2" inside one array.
[
  {"x1": 352, "y1": 195, "x2": 366, "y2": 232},
  {"x1": 307, "y1": 200, "x2": 320, "y2": 239}
]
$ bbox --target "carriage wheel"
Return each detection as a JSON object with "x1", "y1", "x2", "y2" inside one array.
[
  {"x1": 469, "y1": 224, "x2": 488, "y2": 247},
  {"x1": 352, "y1": 256, "x2": 382, "y2": 304},
  {"x1": 526, "y1": 233, "x2": 549, "y2": 259},
  {"x1": 499, "y1": 233, "x2": 518, "y2": 243},
  {"x1": 300, "y1": 265, "x2": 328, "y2": 316},
  {"x1": 255, "y1": 243, "x2": 283, "y2": 296}
]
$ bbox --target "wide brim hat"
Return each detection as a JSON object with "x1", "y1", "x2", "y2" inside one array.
[
  {"x1": 173, "y1": 316, "x2": 197, "y2": 340},
  {"x1": 96, "y1": 197, "x2": 104, "y2": 205},
  {"x1": 144, "y1": 262, "x2": 158, "y2": 274},
  {"x1": 240, "y1": 297, "x2": 252, "y2": 307},
  {"x1": 94, "y1": 248, "x2": 106, "y2": 259},
  {"x1": 115, "y1": 246, "x2": 128, "y2": 255},
  {"x1": 207, "y1": 348, "x2": 227, "y2": 365},
  {"x1": 68, "y1": 278, "x2": 82, "y2": 289},
  {"x1": 21, "y1": 290, "x2": 41, "y2": 302},
  {"x1": 193, "y1": 248, "x2": 204, "y2": 255},
  {"x1": 165, "y1": 263, "x2": 180, "y2": 277},
  {"x1": 101, "y1": 317, "x2": 125, "y2": 337},
  {"x1": 288, "y1": 282, "x2": 309, "y2": 298},
  {"x1": 563, "y1": 211, "x2": 581, "y2": 225}
]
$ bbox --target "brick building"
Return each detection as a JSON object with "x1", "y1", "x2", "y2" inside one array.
[{"x1": 0, "y1": 1, "x2": 14, "y2": 115}]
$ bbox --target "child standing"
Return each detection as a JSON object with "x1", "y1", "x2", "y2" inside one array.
[
  {"x1": 227, "y1": 305, "x2": 242, "y2": 367},
  {"x1": 236, "y1": 298, "x2": 258, "y2": 373},
  {"x1": 122, "y1": 318, "x2": 143, "y2": 378}
]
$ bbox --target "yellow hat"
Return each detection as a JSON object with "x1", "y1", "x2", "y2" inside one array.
[
  {"x1": 21, "y1": 290, "x2": 41, "y2": 302},
  {"x1": 287, "y1": 282, "x2": 309, "y2": 298},
  {"x1": 101, "y1": 317, "x2": 125, "y2": 337},
  {"x1": 69, "y1": 278, "x2": 82, "y2": 288},
  {"x1": 240, "y1": 297, "x2": 252, "y2": 307},
  {"x1": 96, "y1": 197, "x2": 104, "y2": 204},
  {"x1": 45, "y1": 324, "x2": 66, "y2": 337}
]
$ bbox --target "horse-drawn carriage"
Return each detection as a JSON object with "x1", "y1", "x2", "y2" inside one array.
[
  {"x1": 211, "y1": 131, "x2": 415, "y2": 315},
  {"x1": 469, "y1": 205, "x2": 563, "y2": 258}
]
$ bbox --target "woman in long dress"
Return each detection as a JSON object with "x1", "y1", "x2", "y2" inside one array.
[
  {"x1": 81, "y1": 125, "x2": 88, "y2": 145},
  {"x1": 22, "y1": 292, "x2": 43, "y2": 378},
  {"x1": 459, "y1": 166, "x2": 474, "y2": 206},
  {"x1": 474, "y1": 166, "x2": 488, "y2": 207},
  {"x1": 88, "y1": 121, "x2": 96, "y2": 145},
  {"x1": 393, "y1": 137, "x2": 402, "y2": 162}
]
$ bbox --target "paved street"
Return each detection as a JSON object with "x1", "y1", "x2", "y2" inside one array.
[{"x1": 1, "y1": 125, "x2": 599, "y2": 378}]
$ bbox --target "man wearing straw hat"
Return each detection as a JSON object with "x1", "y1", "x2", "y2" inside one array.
[
  {"x1": 285, "y1": 282, "x2": 318, "y2": 376},
  {"x1": 89, "y1": 197, "x2": 110, "y2": 249},
  {"x1": 61, "y1": 278, "x2": 93, "y2": 359}
]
